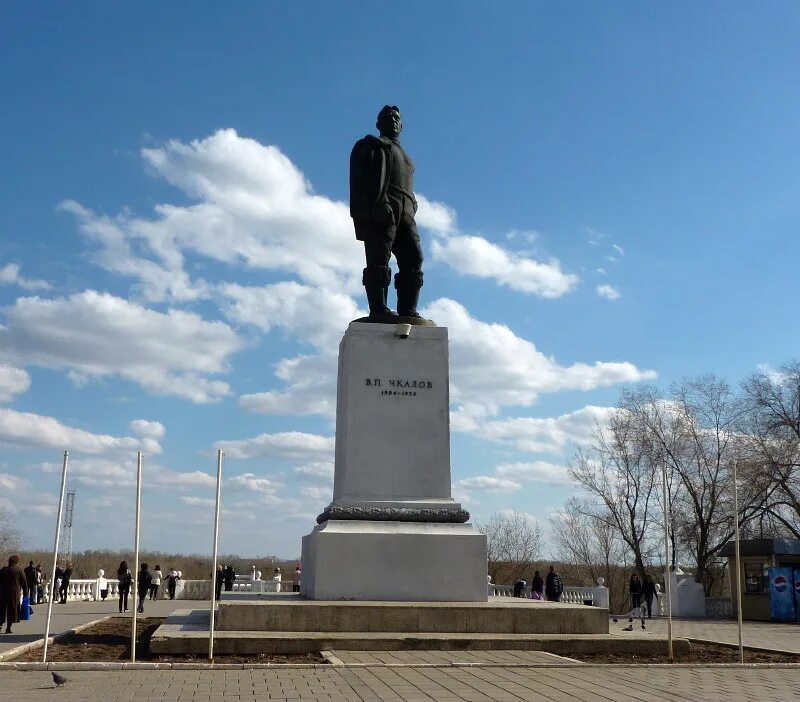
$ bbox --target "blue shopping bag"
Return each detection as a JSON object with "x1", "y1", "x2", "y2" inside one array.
[{"x1": 19, "y1": 595, "x2": 31, "y2": 621}]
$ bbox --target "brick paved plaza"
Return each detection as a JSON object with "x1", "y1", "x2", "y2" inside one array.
[{"x1": 2, "y1": 664, "x2": 799, "y2": 701}]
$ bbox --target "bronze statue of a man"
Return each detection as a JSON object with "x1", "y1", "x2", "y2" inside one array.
[{"x1": 350, "y1": 105, "x2": 423, "y2": 321}]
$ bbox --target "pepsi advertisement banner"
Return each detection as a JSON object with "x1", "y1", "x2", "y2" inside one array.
[
  {"x1": 794, "y1": 569, "x2": 800, "y2": 622},
  {"x1": 768, "y1": 567, "x2": 795, "y2": 622}
]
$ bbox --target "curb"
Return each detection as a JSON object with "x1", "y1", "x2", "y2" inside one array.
[{"x1": 0, "y1": 661, "x2": 798, "y2": 671}]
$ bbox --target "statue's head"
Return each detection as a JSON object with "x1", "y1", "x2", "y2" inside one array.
[{"x1": 377, "y1": 105, "x2": 402, "y2": 138}]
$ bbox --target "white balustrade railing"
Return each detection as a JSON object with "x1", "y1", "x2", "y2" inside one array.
[{"x1": 489, "y1": 580, "x2": 609, "y2": 608}]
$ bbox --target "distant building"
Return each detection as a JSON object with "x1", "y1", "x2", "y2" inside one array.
[{"x1": 721, "y1": 538, "x2": 800, "y2": 621}]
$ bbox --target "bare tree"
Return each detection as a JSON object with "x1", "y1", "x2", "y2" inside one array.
[
  {"x1": 622, "y1": 378, "x2": 771, "y2": 593},
  {"x1": 476, "y1": 511, "x2": 543, "y2": 584},
  {"x1": 0, "y1": 507, "x2": 21, "y2": 557},
  {"x1": 568, "y1": 407, "x2": 659, "y2": 581},
  {"x1": 742, "y1": 361, "x2": 800, "y2": 537},
  {"x1": 551, "y1": 497, "x2": 620, "y2": 585}
]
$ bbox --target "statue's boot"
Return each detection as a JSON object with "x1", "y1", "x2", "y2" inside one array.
[
  {"x1": 363, "y1": 266, "x2": 398, "y2": 320},
  {"x1": 395, "y1": 270, "x2": 424, "y2": 319}
]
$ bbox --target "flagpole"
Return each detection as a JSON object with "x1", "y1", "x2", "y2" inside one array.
[
  {"x1": 131, "y1": 452, "x2": 143, "y2": 662},
  {"x1": 209, "y1": 449, "x2": 224, "y2": 661},
  {"x1": 42, "y1": 450, "x2": 69, "y2": 663},
  {"x1": 661, "y1": 459, "x2": 674, "y2": 662},
  {"x1": 732, "y1": 460, "x2": 744, "y2": 663}
]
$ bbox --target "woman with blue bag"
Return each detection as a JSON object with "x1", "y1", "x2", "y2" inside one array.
[{"x1": 0, "y1": 555, "x2": 29, "y2": 634}]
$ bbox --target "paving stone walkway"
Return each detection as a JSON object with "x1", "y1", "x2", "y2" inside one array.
[
  {"x1": 2, "y1": 665, "x2": 799, "y2": 701},
  {"x1": 610, "y1": 616, "x2": 800, "y2": 654}
]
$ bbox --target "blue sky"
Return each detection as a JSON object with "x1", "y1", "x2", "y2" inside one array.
[{"x1": 1, "y1": 3, "x2": 799, "y2": 557}]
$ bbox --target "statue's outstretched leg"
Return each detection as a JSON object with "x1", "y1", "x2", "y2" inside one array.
[
  {"x1": 395, "y1": 270, "x2": 424, "y2": 319},
  {"x1": 363, "y1": 266, "x2": 398, "y2": 320}
]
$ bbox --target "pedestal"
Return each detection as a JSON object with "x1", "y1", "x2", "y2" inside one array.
[
  {"x1": 302, "y1": 520, "x2": 487, "y2": 601},
  {"x1": 301, "y1": 321, "x2": 487, "y2": 601}
]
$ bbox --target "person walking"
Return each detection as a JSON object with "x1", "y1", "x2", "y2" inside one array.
[
  {"x1": 545, "y1": 565, "x2": 563, "y2": 602},
  {"x1": 117, "y1": 561, "x2": 132, "y2": 613},
  {"x1": 292, "y1": 565, "x2": 302, "y2": 593},
  {"x1": 223, "y1": 565, "x2": 235, "y2": 592},
  {"x1": 53, "y1": 564, "x2": 64, "y2": 603},
  {"x1": 166, "y1": 568, "x2": 179, "y2": 600},
  {"x1": 97, "y1": 569, "x2": 109, "y2": 601},
  {"x1": 513, "y1": 578, "x2": 527, "y2": 598},
  {"x1": 59, "y1": 562, "x2": 72, "y2": 604},
  {"x1": 150, "y1": 565, "x2": 162, "y2": 600},
  {"x1": 642, "y1": 574, "x2": 658, "y2": 618},
  {"x1": 0, "y1": 555, "x2": 29, "y2": 634},
  {"x1": 136, "y1": 564, "x2": 152, "y2": 614},
  {"x1": 214, "y1": 565, "x2": 224, "y2": 601},
  {"x1": 531, "y1": 570, "x2": 544, "y2": 600},
  {"x1": 24, "y1": 561, "x2": 37, "y2": 605},
  {"x1": 629, "y1": 572, "x2": 643, "y2": 611},
  {"x1": 35, "y1": 565, "x2": 44, "y2": 605}
]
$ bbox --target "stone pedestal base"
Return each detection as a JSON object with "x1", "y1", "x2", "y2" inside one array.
[{"x1": 301, "y1": 520, "x2": 487, "y2": 602}]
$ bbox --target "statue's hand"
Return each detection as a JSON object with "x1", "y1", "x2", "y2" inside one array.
[{"x1": 373, "y1": 200, "x2": 395, "y2": 225}]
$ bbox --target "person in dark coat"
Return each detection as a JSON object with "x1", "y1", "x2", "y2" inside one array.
[
  {"x1": 629, "y1": 573, "x2": 643, "y2": 611},
  {"x1": 117, "y1": 561, "x2": 132, "y2": 613},
  {"x1": 136, "y1": 564, "x2": 152, "y2": 614},
  {"x1": 544, "y1": 566, "x2": 563, "y2": 602},
  {"x1": 23, "y1": 561, "x2": 37, "y2": 605},
  {"x1": 513, "y1": 579, "x2": 527, "y2": 597},
  {"x1": 531, "y1": 570, "x2": 544, "y2": 600},
  {"x1": 59, "y1": 562, "x2": 72, "y2": 604},
  {"x1": 0, "y1": 555, "x2": 29, "y2": 634},
  {"x1": 223, "y1": 565, "x2": 235, "y2": 592},
  {"x1": 214, "y1": 565, "x2": 224, "y2": 601},
  {"x1": 642, "y1": 574, "x2": 658, "y2": 618}
]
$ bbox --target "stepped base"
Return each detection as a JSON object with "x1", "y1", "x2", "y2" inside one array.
[
  {"x1": 151, "y1": 609, "x2": 687, "y2": 656},
  {"x1": 217, "y1": 597, "x2": 608, "y2": 634}
]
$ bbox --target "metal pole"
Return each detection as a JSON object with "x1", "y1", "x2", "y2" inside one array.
[
  {"x1": 42, "y1": 451, "x2": 69, "y2": 663},
  {"x1": 661, "y1": 459, "x2": 674, "y2": 662},
  {"x1": 209, "y1": 449, "x2": 224, "y2": 660},
  {"x1": 131, "y1": 452, "x2": 143, "y2": 662},
  {"x1": 732, "y1": 460, "x2": 744, "y2": 663}
]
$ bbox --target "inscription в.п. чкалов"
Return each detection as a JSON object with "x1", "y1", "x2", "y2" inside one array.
[{"x1": 364, "y1": 378, "x2": 433, "y2": 389}]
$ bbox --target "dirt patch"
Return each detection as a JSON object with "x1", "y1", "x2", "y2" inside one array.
[
  {"x1": 570, "y1": 641, "x2": 800, "y2": 664},
  {"x1": 13, "y1": 617, "x2": 326, "y2": 664}
]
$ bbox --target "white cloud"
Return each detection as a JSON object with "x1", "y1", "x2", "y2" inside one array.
[
  {"x1": 431, "y1": 235, "x2": 578, "y2": 298},
  {"x1": 0, "y1": 473, "x2": 29, "y2": 492},
  {"x1": 0, "y1": 290, "x2": 241, "y2": 403},
  {"x1": 0, "y1": 409, "x2": 161, "y2": 455},
  {"x1": 294, "y1": 461, "x2": 334, "y2": 482},
  {"x1": 426, "y1": 299, "x2": 655, "y2": 418},
  {"x1": 180, "y1": 496, "x2": 215, "y2": 507},
  {"x1": 219, "y1": 281, "x2": 357, "y2": 349},
  {"x1": 156, "y1": 470, "x2": 215, "y2": 488},
  {"x1": 130, "y1": 419, "x2": 166, "y2": 439},
  {"x1": 0, "y1": 365, "x2": 31, "y2": 402},
  {"x1": 612, "y1": 244, "x2": 625, "y2": 256},
  {"x1": 228, "y1": 472, "x2": 280, "y2": 494},
  {"x1": 215, "y1": 431, "x2": 334, "y2": 462},
  {"x1": 238, "y1": 353, "x2": 337, "y2": 417},
  {"x1": 455, "y1": 476, "x2": 522, "y2": 493},
  {"x1": 63, "y1": 130, "x2": 365, "y2": 301},
  {"x1": 473, "y1": 405, "x2": 614, "y2": 455},
  {"x1": 300, "y1": 485, "x2": 330, "y2": 500},
  {"x1": 0, "y1": 263, "x2": 50, "y2": 291},
  {"x1": 596, "y1": 284, "x2": 621, "y2": 300},
  {"x1": 415, "y1": 194, "x2": 457, "y2": 234},
  {"x1": 495, "y1": 461, "x2": 572, "y2": 486},
  {"x1": 596, "y1": 267, "x2": 607, "y2": 276}
]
